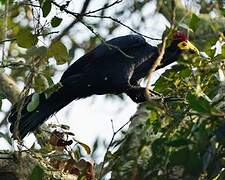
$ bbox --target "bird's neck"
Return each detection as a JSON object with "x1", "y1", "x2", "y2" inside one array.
[{"x1": 161, "y1": 41, "x2": 182, "y2": 67}]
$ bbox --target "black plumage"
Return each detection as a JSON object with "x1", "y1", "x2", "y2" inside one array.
[{"x1": 8, "y1": 33, "x2": 198, "y2": 139}]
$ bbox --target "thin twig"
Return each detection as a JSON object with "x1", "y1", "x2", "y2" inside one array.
[
  {"x1": 52, "y1": 1, "x2": 133, "y2": 58},
  {"x1": 52, "y1": 0, "x2": 91, "y2": 41},
  {"x1": 0, "y1": 31, "x2": 58, "y2": 45},
  {"x1": 99, "y1": 119, "x2": 131, "y2": 178},
  {"x1": 0, "y1": 62, "x2": 31, "y2": 69},
  {"x1": 145, "y1": 0, "x2": 176, "y2": 98},
  {"x1": 0, "y1": 38, "x2": 16, "y2": 44},
  {"x1": 145, "y1": 36, "x2": 168, "y2": 98},
  {"x1": 84, "y1": 0, "x2": 122, "y2": 15},
  {"x1": 81, "y1": 19, "x2": 134, "y2": 58},
  {"x1": 82, "y1": 14, "x2": 161, "y2": 40},
  {"x1": 51, "y1": 1, "x2": 161, "y2": 41},
  {"x1": 13, "y1": 57, "x2": 43, "y2": 140},
  {"x1": 36, "y1": 31, "x2": 59, "y2": 36}
]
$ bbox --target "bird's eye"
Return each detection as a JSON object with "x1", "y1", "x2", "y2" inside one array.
[{"x1": 182, "y1": 42, "x2": 187, "y2": 46}]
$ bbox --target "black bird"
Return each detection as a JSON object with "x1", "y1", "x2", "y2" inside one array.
[{"x1": 8, "y1": 32, "x2": 199, "y2": 139}]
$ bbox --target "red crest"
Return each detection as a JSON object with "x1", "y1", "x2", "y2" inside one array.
[{"x1": 173, "y1": 32, "x2": 188, "y2": 41}]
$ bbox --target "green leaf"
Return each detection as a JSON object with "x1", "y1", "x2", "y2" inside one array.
[
  {"x1": 75, "y1": 139, "x2": 91, "y2": 155},
  {"x1": 170, "y1": 148, "x2": 189, "y2": 165},
  {"x1": 30, "y1": 165, "x2": 44, "y2": 180},
  {"x1": 60, "y1": 124, "x2": 70, "y2": 130},
  {"x1": 186, "y1": 151, "x2": 202, "y2": 176},
  {"x1": 27, "y1": 46, "x2": 48, "y2": 58},
  {"x1": 221, "y1": 8, "x2": 225, "y2": 16},
  {"x1": 0, "y1": 92, "x2": 6, "y2": 100},
  {"x1": 166, "y1": 138, "x2": 192, "y2": 147},
  {"x1": 151, "y1": 138, "x2": 166, "y2": 155},
  {"x1": 222, "y1": 44, "x2": 225, "y2": 58},
  {"x1": 179, "y1": 68, "x2": 192, "y2": 78},
  {"x1": 162, "y1": 26, "x2": 173, "y2": 44},
  {"x1": 41, "y1": 0, "x2": 52, "y2": 17},
  {"x1": 16, "y1": 29, "x2": 38, "y2": 48},
  {"x1": 48, "y1": 41, "x2": 69, "y2": 64},
  {"x1": 51, "y1": 16, "x2": 62, "y2": 27},
  {"x1": 189, "y1": 13, "x2": 200, "y2": 32},
  {"x1": 27, "y1": 93, "x2": 40, "y2": 112},
  {"x1": 186, "y1": 93, "x2": 211, "y2": 113},
  {"x1": 33, "y1": 74, "x2": 49, "y2": 93},
  {"x1": 148, "y1": 110, "x2": 158, "y2": 122}
]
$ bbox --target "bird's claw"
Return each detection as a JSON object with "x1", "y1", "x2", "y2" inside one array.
[
  {"x1": 126, "y1": 87, "x2": 163, "y2": 103},
  {"x1": 147, "y1": 89, "x2": 163, "y2": 97}
]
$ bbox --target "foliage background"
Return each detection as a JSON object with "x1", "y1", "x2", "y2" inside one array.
[{"x1": 0, "y1": 0, "x2": 225, "y2": 179}]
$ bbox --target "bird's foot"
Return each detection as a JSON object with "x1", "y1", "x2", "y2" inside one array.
[
  {"x1": 148, "y1": 89, "x2": 162, "y2": 97},
  {"x1": 126, "y1": 87, "x2": 162, "y2": 103}
]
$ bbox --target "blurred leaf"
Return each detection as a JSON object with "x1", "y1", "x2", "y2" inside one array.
[
  {"x1": 33, "y1": 74, "x2": 49, "y2": 93},
  {"x1": 48, "y1": 41, "x2": 69, "y2": 64},
  {"x1": 49, "y1": 130, "x2": 73, "y2": 148},
  {"x1": 0, "y1": 92, "x2": 6, "y2": 100},
  {"x1": 92, "y1": 138, "x2": 99, "y2": 154},
  {"x1": 74, "y1": 139, "x2": 91, "y2": 155},
  {"x1": 221, "y1": 8, "x2": 225, "y2": 17},
  {"x1": 60, "y1": 124, "x2": 70, "y2": 130},
  {"x1": 30, "y1": 165, "x2": 44, "y2": 180},
  {"x1": 189, "y1": 13, "x2": 200, "y2": 32},
  {"x1": 166, "y1": 138, "x2": 192, "y2": 147},
  {"x1": 27, "y1": 93, "x2": 40, "y2": 112},
  {"x1": 0, "y1": 0, "x2": 5, "y2": 5},
  {"x1": 51, "y1": 16, "x2": 62, "y2": 27},
  {"x1": 179, "y1": 68, "x2": 192, "y2": 78},
  {"x1": 186, "y1": 93, "x2": 211, "y2": 113},
  {"x1": 148, "y1": 110, "x2": 158, "y2": 122},
  {"x1": 170, "y1": 148, "x2": 189, "y2": 165},
  {"x1": 186, "y1": 151, "x2": 202, "y2": 176},
  {"x1": 27, "y1": 46, "x2": 48, "y2": 58},
  {"x1": 151, "y1": 138, "x2": 166, "y2": 155},
  {"x1": 222, "y1": 44, "x2": 225, "y2": 57},
  {"x1": 213, "y1": 169, "x2": 225, "y2": 180},
  {"x1": 16, "y1": 29, "x2": 38, "y2": 48}
]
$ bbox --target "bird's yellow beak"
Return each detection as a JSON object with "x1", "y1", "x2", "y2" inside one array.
[{"x1": 177, "y1": 40, "x2": 199, "y2": 55}]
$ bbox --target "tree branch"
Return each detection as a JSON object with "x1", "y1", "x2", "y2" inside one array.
[
  {"x1": 145, "y1": 36, "x2": 168, "y2": 98},
  {"x1": 84, "y1": 0, "x2": 122, "y2": 15},
  {"x1": 0, "y1": 73, "x2": 20, "y2": 104},
  {"x1": 51, "y1": 0, "x2": 161, "y2": 41},
  {"x1": 99, "y1": 119, "x2": 131, "y2": 178},
  {"x1": 80, "y1": 14, "x2": 161, "y2": 40},
  {"x1": 145, "y1": 0, "x2": 176, "y2": 97}
]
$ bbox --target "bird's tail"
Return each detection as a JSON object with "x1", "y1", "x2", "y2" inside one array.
[{"x1": 8, "y1": 84, "x2": 78, "y2": 139}]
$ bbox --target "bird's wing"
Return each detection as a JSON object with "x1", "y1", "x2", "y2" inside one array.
[{"x1": 61, "y1": 35, "x2": 147, "y2": 80}]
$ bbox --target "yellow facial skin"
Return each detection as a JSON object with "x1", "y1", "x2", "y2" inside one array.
[{"x1": 177, "y1": 40, "x2": 199, "y2": 55}]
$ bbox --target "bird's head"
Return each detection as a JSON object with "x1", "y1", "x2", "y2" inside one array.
[{"x1": 173, "y1": 32, "x2": 199, "y2": 55}]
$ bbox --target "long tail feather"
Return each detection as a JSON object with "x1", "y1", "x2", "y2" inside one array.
[{"x1": 8, "y1": 86, "x2": 76, "y2": 139}]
